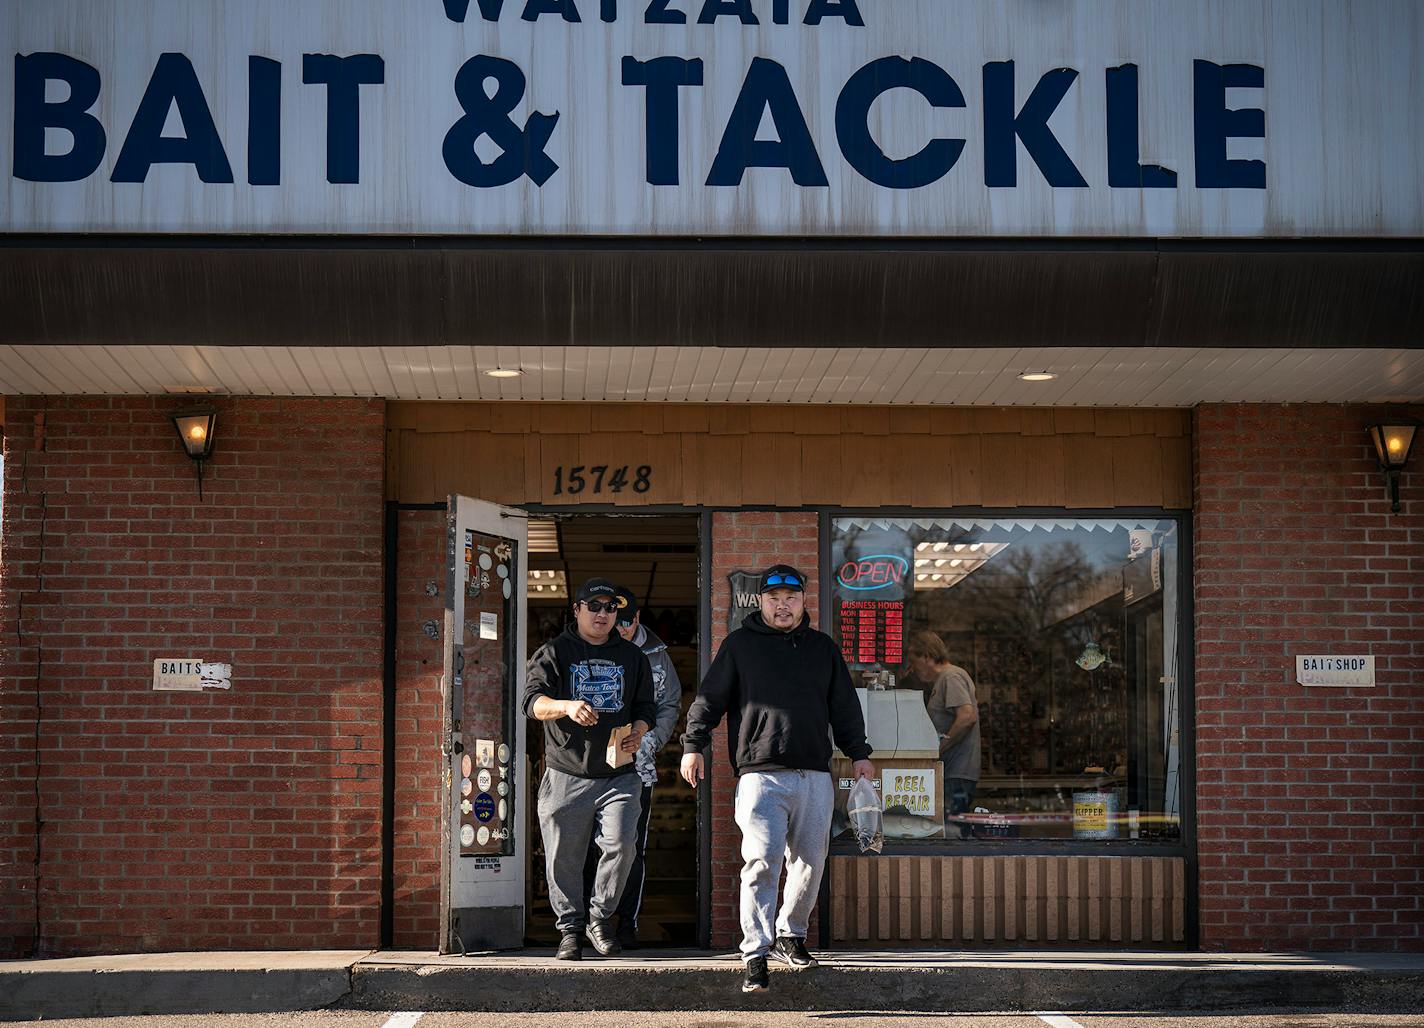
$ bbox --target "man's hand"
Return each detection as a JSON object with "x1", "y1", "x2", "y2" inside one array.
[
  {"x1": 680, "y1": 752, "x2": 704, "y2": 787},
  {"x1": 852, "y1": 758, "x2": 875, "y2": 781},
  {"x1": 564, "y1": 699, "x2": 598, "y2": 727},
  {"x1": 620, "y1": 720, "x2": 650, "y2": 753}
]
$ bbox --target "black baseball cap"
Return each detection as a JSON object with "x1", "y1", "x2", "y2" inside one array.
[
  {"x1": 757, "y1": 564, "x2": 806, "y2": 594},
  {"x1": 575, "y1": 578, "x2": 619, "y2": 604},
  {"x1": 613, "y1": 585, "x2": 639, "y2": 626}
]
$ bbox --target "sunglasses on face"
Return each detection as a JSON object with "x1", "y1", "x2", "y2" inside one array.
[
  {"x1": 764, "y1": 574, "x2": 803, "y2": 588},
  {"x1": 581, "y1": 600, "x2": 619, "y2": 614}
]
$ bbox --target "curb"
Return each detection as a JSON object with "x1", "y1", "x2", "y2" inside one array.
[
  {"x1": 344, "y1": 962, "x2": 1424, "y2": 1015},
  {"x1": 1, "y1": 967, "x2": 354, "y2": 1021}
]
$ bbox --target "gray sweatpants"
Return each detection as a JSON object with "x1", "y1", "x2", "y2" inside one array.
[
  {"x1": 537, "y1": 768, "x2": 641, "y2": 936},
  {"x1": 734, "y1": 769, "x2": 834, "y2": 962}
]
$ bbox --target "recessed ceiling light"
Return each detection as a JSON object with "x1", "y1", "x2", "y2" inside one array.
[
  {"x1": 1018, "y1": 371, "x2": 1058, "y2": 382},
  {"x1": 484, "y1": 368, "x2": 525, "y2": 378}
]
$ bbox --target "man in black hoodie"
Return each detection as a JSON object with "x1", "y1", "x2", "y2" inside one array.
[
  {"x1": 524, "y1": 578, "x2": 656, "y2": 961},
  {"x1": 680, "y1": 564, "x2": 874, "y2": 994}
]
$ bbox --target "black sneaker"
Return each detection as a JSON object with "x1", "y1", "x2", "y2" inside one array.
[
  {"x1": 616, "y1": 925, "x2": 639, "y2": 951},
  {"x1": 770, "y1": 936, "x2": 818, "y2": 969},
  {"x1": 742, "y1": 955, "x2": 769, "y2": 993},
  {"x1": 555, "y1": 933, "x2": 583, "y2": 961}
]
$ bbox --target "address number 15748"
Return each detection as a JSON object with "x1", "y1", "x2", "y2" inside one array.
[{"x1": 552, "y1": 465, "x2": 652, "y2": 496}]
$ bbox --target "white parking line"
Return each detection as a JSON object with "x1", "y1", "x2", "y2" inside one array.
[
  {"x1": 1037, "y1": 1014, "x2": 1086, "y2": 1028},
  {"x1": 380, "y1": 1013, "x2": 425, "y2": 1028}
]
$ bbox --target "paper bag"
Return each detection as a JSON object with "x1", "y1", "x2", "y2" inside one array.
[{"x1": 605, "y1": 725, "x2": 633, "y2": 769}]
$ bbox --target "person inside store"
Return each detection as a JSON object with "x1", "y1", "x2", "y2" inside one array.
[
  {"x1": 680, "y1": 563, "x2": 875, "y2": 994},
  {"x1": 905, "y1": 630, "x2": 981, "y2": 841},
  {"x1": 580, "y1": 584, "x2": 683, "y2": 949},
  {"x1": 523, "y1": 578, "x2": 657, "y2": 961}
]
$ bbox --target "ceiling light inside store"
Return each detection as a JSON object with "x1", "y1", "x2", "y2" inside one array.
[
  {"x1": 526, "y1": 567, "x2": 568, "y2": 598},
  {"x1": 912, "y1": 542, "x2": 1010, "y2": 591},
  {"x1": 484, "y1": 368, "x2": 525, "y2": 378},
  {"x1": 1018, "y1": 371, "x2": 1058, "y2": 382}
]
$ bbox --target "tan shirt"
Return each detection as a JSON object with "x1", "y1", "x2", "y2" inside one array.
[{"x1": 925, "y1": 663, "x2": 981, "y2": 782}]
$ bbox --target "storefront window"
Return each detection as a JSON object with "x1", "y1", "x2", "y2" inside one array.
[{"x1": 829, "y1": 515, "x2": 1183, "y2": 846}]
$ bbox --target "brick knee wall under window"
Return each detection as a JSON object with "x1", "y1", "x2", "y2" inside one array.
[
  {"x1": 1194, "y1": 403, "x2": 1424, "y2": 951},
  {"x1": 0, "y1": 397, "x2": 385, "y2": 957},
  {"x1": 708, "y1": 511, "x2": 821, "y2": 951}
]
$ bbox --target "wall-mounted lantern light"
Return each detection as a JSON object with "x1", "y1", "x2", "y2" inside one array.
[
  {"x1": 1366, "y1": 421, "x2": 1416, "y2": 514},
  {"x1": 170, "y1": 408, "x2": 217, "y2": 499}
]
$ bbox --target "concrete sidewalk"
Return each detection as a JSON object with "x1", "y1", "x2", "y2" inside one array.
[{"x1": 3, "y1": 948, "x2": 1423, "y2": 1021}]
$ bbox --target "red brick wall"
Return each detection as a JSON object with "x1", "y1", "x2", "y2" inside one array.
[
  {"x1": 707, "y1": 511, "x2": 820, "y2": 949},
  {"x1": 392, "y1": 508, "x2": 446, "y2": 949},
  {"x1": 1194, "y1": 403, "x2": 1424, "y2": 951},
  {"x1": 0, "y1": 397, "x2": 385, "y2": 957}
]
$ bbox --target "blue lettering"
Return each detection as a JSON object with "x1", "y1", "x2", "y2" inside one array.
[
  {"x1": 12, "y1": 52, "x2": 106, "y2": 182},
  {"x1": 707, "y1": 57, "x2": 827, "y2": 186},
  {"x1": 523, "y1": 0, "x2": 581, "y2": 20},
  {"x1": 644, "y1": 0, "x2": 686, "y2": 22},
  {"x1": 247, "y1": 56, "x2": 281, "y2": 186},
  {"x1": 773, "y1": 0, "x2": 789, "y2": 23},
  {"x1": 442, "y1": 0, "x2": 511, "y2": 20},
  {"x1": 443, "y1": 55, "x2": 560, "y2": 187},
  {"x1": 804, "y1": 0, "x2": 863, "y2": 25},
  {"x1": 301, "y1": 53, "x2": 384, "y2": 184},
  {"x1": 602, "y1": 0, "x2": 618, "y2": 20},
  {"x1": 1105, "y1": 64, "x2": 1176, "y2": 188},
  {"x1": 836, "y1": 56, "x2": 964, "y2": 189},
  {"x1": 111, "y1": 53, "x2": 232, "y2": 183},
  {"x1": 622, "y1": 56, "x2": 705, "y2": 185},
  {"x1": 982, "y1": 61, "x2": 1086, "y2": 188},
  {"x1": 697, "y1": 0, "x2": 757, "y2": 23},
  {"x1": 1193, "y1": 60, "x2": 1265, "y2": 188}
]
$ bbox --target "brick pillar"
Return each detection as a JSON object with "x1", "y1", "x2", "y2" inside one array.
[
  {"x1": 707, "y1": 511, "x2": 820, "y2": 950},
  {"x1": 1194, "y1": 403, "x2": 1424, "y2": 951},
  {"x1": 392, "y1": 508, "x2": 447, "y2": 948}
]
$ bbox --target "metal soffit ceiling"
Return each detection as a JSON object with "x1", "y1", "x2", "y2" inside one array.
[{"x1": 0, "y1": 344, "x2": 1420, "y2": 405}]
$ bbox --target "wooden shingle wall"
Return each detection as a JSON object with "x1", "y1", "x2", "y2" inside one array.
[
  {"x1": 386, "y1": 403, "x2": 1192, "y2": 509},
  {"x1": 829, "y1": 855, "x2": 1187, "y2": 947}
]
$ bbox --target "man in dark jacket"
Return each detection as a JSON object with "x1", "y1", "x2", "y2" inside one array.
[
  {"x1": 581, "y1": 584, "x2": 683, "y2": 948},
  {"x1": 680, "y1": 564, "x2": 874, "y2": 994},
  {"x1": 524, "y1": 578, "x2": 656, "y2": 961}
]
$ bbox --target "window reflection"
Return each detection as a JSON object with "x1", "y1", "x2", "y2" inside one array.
[{"x1": 830, "y1": 517, "x2": 1182, "y2": 845}]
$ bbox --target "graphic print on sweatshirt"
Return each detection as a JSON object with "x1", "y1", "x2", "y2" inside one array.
[{"x1": 570, "y1": 659, "x2": 625, "y2": 712}]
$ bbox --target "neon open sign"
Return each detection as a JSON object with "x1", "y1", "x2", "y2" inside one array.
[{"x1": 836, "y1": 554, "x2": 909, "y2": 591}]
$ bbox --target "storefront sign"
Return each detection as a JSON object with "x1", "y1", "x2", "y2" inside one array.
[
  {"x1": 152, "y1": 658, "x2": 232, "y2": 691},
  {"x1": 882, "y1": 767, "x2": 937, "y2": 817},
  {"x1": 836, "y1": 555, "x2": 909, "y2": 592},
  {"x1": 1296, "y1": 655, "x2": 1375, "y2": 687},
  {"x1": 3, "y1": 1, "x2": 1419, "y2": 237},
  {"x1": 728, "y1": 570, "x2": 761, "y2": 631},
  {"x1": 837, "y1": 599, "x2": 904, "y2": 667}
]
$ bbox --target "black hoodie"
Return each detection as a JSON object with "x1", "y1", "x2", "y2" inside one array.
[
  {"x1": 682, "y1": 611, "x2": 871, "y2": 776},
  {"x1": 522, "y1": 625, "x2": 656, "y2": 779}
]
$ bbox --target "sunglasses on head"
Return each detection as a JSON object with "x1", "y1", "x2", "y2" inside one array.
[
  {"x1": 581, "y1": 599, "x2": 619, "y2": 614},
  {"x1": 764, "y1": 573, "x2": 802, "y2": 588}
]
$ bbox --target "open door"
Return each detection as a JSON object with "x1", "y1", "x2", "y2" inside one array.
[{"x1": 441, "y1": 494, "x2": 528, "y2": 953}]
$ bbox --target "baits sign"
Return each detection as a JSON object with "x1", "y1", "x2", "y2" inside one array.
[{"x1": 2, "y1": 0, "x2": 1419, "y2": 236}]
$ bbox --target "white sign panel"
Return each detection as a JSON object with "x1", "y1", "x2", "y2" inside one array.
[
  {"x1": 882, "y1": 767, "x2": 937, "y2": 817},
  {"x1": 3, "y1": 0, "x2": 1422, "y2": 237},
  {"x1": 1296, "y1": 656, "x2": 1375, "y2": 688},
  {"x1": 152, "y1": 658, "x2": 233, "y2": 691}
]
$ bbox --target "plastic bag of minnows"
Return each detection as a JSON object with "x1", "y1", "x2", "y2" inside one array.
[{"x1": 847, "y1": 776, "x2": 884, "y2": 854}]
